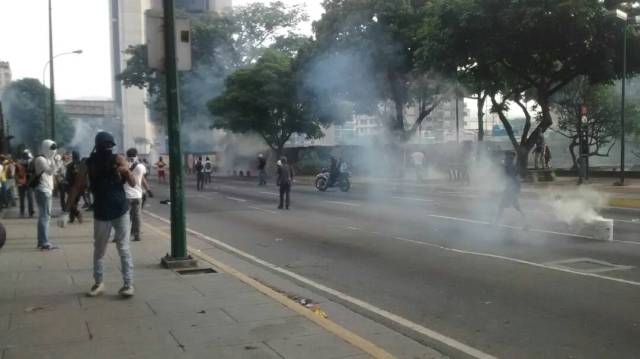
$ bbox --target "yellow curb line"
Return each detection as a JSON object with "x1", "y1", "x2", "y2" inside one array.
[
  {"x1": 608, "y1": 198, "x2": 640, "y2": 209},
  {"x1": 143, "y1": 223, "x2": 396, "y2": 359}
]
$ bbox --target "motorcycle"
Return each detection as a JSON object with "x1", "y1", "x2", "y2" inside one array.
[{"x1": 315, "y1": 168, "x2": 351, "y2": 192}]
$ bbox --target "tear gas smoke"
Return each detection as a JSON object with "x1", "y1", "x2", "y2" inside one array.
[{"x1": 544, "y1": 187, "x2": 609, "y2": 226}]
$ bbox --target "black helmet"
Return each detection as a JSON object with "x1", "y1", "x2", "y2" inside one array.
[
  {"x1": 95, "y1": 131, "x2": 116, "y2": 149},
  {"x1": 126, "y1": 148, "x2": 138, "y2": 158}
]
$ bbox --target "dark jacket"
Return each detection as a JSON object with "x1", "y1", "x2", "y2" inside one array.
[{"x1": 277, "y1": 164, "x2": 293, "y2": 186}]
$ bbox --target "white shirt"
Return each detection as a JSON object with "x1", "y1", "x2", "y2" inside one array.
[
  {"x1": 34, "y1": 156, "x2": 58, "y2": 194},
  {"x1": 125, "y1": 162, "x2": 147, "y2": 199}
]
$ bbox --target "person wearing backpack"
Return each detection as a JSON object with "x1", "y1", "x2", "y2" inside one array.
[
  {"x1": 16, "y1": 150, "x2": 34, "y2": 217},
  {"x1": 33, "y1": 139, "x2": 61, "y2": 250},
  {"x1": 124, "y1": 148, "x2": 150, "y2": 242},
  {"x1": 68, "y1": 132, "x2": 136, "y2": 297}
]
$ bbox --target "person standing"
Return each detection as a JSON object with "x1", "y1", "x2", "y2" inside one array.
[
  {"x1": 68, "y1": 132, "x2": 136, "y2": 297},
  {"x1": 5, "y1": 158, "x2": 17, "y2": 207},
  {"x1": 125, "y1": 148, "x2": 149, "y2": 242},
  {"x1": 533, "y1": 134, "x2": 545, "y2": 169},
  {"x1": 257, "y1": 154, "x2": 267, "y2": 186},
  {"x1": 204, "y1": 157, "x2": 213, "y2": 184},
  {"x1": 33, "y1": 139, "x2": 60, "y2": 250},
  {"x1": 410, "y1": 151, "x2": 425, "y2": 183},
  {"x1": 544, "y1": 145, "x2": 552, "y2": 169},
  {"x1": 57, "y1": 153, "x2": 71, "y2": 212},
  {"x1": 155, "y1": 157, "x2": 167, "y2": 184},
  {"x1": 195, "y1": 156, "x2": 205, "y2": 191},
  {"x1": 277, "y1": 157, "x2": 293, "y2": 210},
  {"x1": 16, "y1": 151, "x2": 34, "y2": 217}
]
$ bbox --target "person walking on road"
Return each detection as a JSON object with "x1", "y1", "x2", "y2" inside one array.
[
  {"x1": 68, "y1": 131, "x2": 136, "y2": 298},
  {"x1": 33, "y1": 139, "x2": 60, "y2": 250},
  {"x1": 125, "y1": 148, "x2": 150, "y2": 241},
  {"x1": 204, "y1": 157, "x2": 213, "y2": 184},
  {"x1": 195, "y1": 156, "x2": 205, "y2": 191},
  {"x1": 16, "y1": 150, "x2": 34, "y2": 217},
  {"x1": 493, "y1": 151, "x2": 529, "y2": 229},
  {"x1": 410, "y1": 151, "x2": 425, "y2": 183},
  {"x1": 544, "y1": 145, "x2": 552, "y2": 169},
  {"x1": 277, "y1": 157, "x2": 293, "y2": 210},
  {"x1": 155, "y1": 157, "x2": 167, "y2": 184},
  {"x1": 257, "y1": 154, "x2": 267, "y2": 186}
]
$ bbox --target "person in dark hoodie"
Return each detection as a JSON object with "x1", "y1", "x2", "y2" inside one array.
[
  {"x1": 277, "y1": 156, "x2": 293, "y2": 210},
  {"x1": 68, "y1": 132, "x2": 136, "y2": 298}
]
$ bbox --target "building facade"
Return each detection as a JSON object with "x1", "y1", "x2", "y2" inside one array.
[
  {"x1": 57, "y1": 100, "x2": 120, "y2": 155},
  {"x1": 0, "y1": 61, "x2": 11, "y2": 93}
]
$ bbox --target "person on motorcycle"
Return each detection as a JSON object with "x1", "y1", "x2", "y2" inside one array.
[{"x1": 329, "y1": 156, "x2": 339, "y2": 186}]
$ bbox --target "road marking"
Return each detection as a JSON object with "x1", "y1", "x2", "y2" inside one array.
[
  {"x1": 259, "y1": 191, "x2": 279, "y2": 196},
  {"x1": 346, "y1": 226, "x2": 361, "y2": 231},
  {"x1": 427, "y1": 214, "x2": 595, "y2": 240},
  {"x1": 225, "y1": 196, "x2": 247, "y2": 203},
  {"x1": 387, "y1": 233, "x2": 640, "y2": 288},
  {"x1": 143, "y1": 222, "x2": 396, "y2": 359},
  {"x1": 615, "y1": 219, "x2": 640, "y2": 225},
  {"x1": 391, "y1": 196, "x2": 435, "y2": 202},
  {"x1": 247, "y1": 205, "x2": 278, "y2": 214},
  {"x1": 144, "y1": 211, "x2": 495, "y2": 359},
  {"x1": 325, "y1": 201, "x2": 361, "y2": 207}
]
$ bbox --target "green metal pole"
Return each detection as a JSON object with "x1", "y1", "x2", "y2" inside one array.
[
  {"x1": 48, "y1": 0, "x2": 56, "y2": 141},
  {"x1": 620, "y1": 24, "x2": 627, "y2": 185},
  {"x1": 163, "y1": 0, "x2": 187, "y2": 259}
]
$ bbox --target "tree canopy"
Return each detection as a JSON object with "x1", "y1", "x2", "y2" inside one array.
[{"x1": 208, "y1": 49, "x2": 330, "y2": 155}]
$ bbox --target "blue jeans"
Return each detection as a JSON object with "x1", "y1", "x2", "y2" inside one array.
[
  {"x1": 35, "y1": 190, "x2": 52, "y2": 247},
  {"x1": 93, "y1": 212, "x2": 133, "y2": 286}
]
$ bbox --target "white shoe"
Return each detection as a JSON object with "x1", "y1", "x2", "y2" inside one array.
[
  {"x1": 87, "y1": 283, "x2": 105, "y2": 297},
  {"x1": 118, "y1": 285, "x2": 135, "y2": 297}
]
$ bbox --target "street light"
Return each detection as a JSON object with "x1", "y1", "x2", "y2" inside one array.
[
  {"x1": 41, "y1": 49, "x2": 82, "y2": 140},
  {"x1": 609, "y1": 9, "x2": 640, "y2": 186}
]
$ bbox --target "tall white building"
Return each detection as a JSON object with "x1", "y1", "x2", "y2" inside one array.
[
  {"x1": 110, "y1": 0, "x2": 231, "y2": 158},
  {"x1": 0, "y1": 61, "x2": 11, "y2": 93}
]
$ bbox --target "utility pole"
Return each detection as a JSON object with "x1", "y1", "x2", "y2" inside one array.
[
  {"x1": 455, "y1": 90, "x2": 460, "y2": 144},
  {"x1": 160, "y1": 0, "x2": 196, "y2": 268},
  {"x1": 48, "y1": 0, "x2": 56, "y2": 141},
  {"x1": 618, "y1": 24, "x2": 627, "y2": 186}
]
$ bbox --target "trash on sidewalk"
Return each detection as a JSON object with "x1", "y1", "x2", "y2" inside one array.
[
  {"x1": 23, "y1": 306, "x2": 46, "y2": 313},
  {"x1": 288, "y1": 294, "x2": 328, "y2": 319},
  {"x1": 160, "y1": 200, "x2": 171, "y2": 205}
]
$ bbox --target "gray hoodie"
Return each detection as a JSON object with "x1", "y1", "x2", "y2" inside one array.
[{"x1": 33, "y1": 139, "x2": 59, "y2": 194}]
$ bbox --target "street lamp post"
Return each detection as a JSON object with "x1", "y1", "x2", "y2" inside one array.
[{"x1": 41, "y1": 50, "x2": 82, "y2": 140}]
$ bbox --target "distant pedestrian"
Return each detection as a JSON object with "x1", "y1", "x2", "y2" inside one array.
[
  {"x1": 155, "y1": 157, "x2": 167, "y2": 184},
  {"x1": 65, "y1": 151, "x2": 83, "y2": 223},
  {"x1": 533, "y1": 134, "x2": 545, "y2": 169},
  {"x1": 257, "y1": 154, "x2": 267, "y2": 186},
  {"x1": 33, "y1": 139, "x2": 60, "y2": 250},
  {"x1": 68, "y1": 131, "x2": 136, "y2": 297},
  {"x1": 204, "y1": 157, "x2": 213, "y2": 184},
  {"x1": 195, "y1": 156, "x2": 205, "y2": 191},
  {"x1": 5, "y1": 157, "x2": 17, "y2": 207},
  {"x1": 544, "y1": 145, "x2": 552, "y2": 169},
  {"x1": 493, "y1": 151, "x2": 529, "y2": 229},
  {"x1": 410, "y1": 151, "x2": 425, "y2": 183},
  {"x1": 57, "y1": 153, "x2": 71, "y2": 212},
  {"x1": 277, "y1": 157, "x2": 293, "y2": 210},
  {"x1": 16, "y1": 150, "x2": 34, "y2": 217}
]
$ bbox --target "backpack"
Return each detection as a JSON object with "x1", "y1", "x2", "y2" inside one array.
[
  {"x1": 27, "y1": 155, "x2": 44, "y2": 189},
  {"x1": 205, "y1": 162, "x2": 212, "y2": 171}
]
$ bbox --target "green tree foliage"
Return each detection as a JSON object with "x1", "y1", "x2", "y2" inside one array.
[
  {"x1": 308, "y1": 0, "x2": 450, "y2": 141},
  {"x1": 0, "y1": 78, "x2": 73, "y2": 152},
  {"x1": 208, "y1": 50, "x2": 329, "y2": 155},
  {"x1": 420, "y1": 0, "x2": 640, "y2": 172}
]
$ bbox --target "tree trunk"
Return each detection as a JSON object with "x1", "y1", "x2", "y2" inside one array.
[
  {"x1": 569, "y1": 139, "x2": 578, "y2": 170},
  {"x1": 517, "y1": 146, "x2": 530, "y2": 178},
  {"x1": 477, "y1": 93, "x2": 486, "y2": 141}
]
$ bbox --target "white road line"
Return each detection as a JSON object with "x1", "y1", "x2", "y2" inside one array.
[
  {"x1": 325, "y1": 201, "x2": 361, "y2": 207},
  {"x1": 346, "y1": 226, "x2": 361, "y2": 231},
  {"x1": 225, "y1": 196, "x2": 247, "y2": 203},
  {"x1": 143, "y1": 210, "x2": 496, "y2": 359},
  {"x1": 389, "y1": 234, "x2": 640, "y2": 288},
  {"x1": 247, "y1": 206, "x2": 278, "y2": 214},
  {"x1": 259, "y1": 191, "x2": 279, "y2": 196},
  {"x1": 391, "y1": 196, "x2": 435, "y2": 202},
  {"x1": 615, "y1": 219, "x2": 640, "y2": 225},
  {"x1": 427, "y1": 214, "x2": 595, "y2": 240}
]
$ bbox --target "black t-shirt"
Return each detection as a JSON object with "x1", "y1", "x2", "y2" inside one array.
[{"x1": 87, "y1": 154, "x2": 129, "y2": 221}]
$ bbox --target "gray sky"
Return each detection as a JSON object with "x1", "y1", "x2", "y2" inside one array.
[{"x1": 0, "y1": 0, "x2": 324, "y2": 100}]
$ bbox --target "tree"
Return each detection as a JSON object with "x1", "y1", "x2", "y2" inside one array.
[
  {"x1": 0, "y1": 78, "x2": 73, "y2": 152},
  {"x1": 553, "y1": 80, "x2": 640, "y2": 168},
  {"x1": 419, "y1": 0, "x2": 640, "y2": 173},
  {"x1": 307, "y1": 0, "x2": 450, "y2": 142},
  {"x1": 208, "y1": 50, "x2": 329, "y2": 156}
]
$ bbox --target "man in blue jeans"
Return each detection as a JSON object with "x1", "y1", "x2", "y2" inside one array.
[
  {"x1": 33, "y1": 139, "x2": 60, "y2": 250},
  {"x1": 68, "y1": 132, "x2": 137, "y2": 298}
]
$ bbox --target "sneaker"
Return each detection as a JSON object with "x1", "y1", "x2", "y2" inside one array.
[
  {"x1": 118, "y1": 285, "x2": 135, "y2": 298},
  {"x1": 132, "y1": 237, "x2": 141, "y2": 242},
  {"x1": 87, "y1": 283, "x2": 105, "y2": 297},
  {"x1": 41, "y1": 244, "x2": 59, "y2": 250}
]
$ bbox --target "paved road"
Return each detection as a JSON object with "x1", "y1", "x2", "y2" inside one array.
[{"x1": 145, "y1": 176, "x2": 640, "y2": 358}]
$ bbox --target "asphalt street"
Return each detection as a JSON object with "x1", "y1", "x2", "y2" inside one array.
[{"x1": 145, "y1": 175, "x2": 640, "y2": 358}]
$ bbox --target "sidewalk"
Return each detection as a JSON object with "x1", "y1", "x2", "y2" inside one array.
[{"x1": 0, "y1": 211, "x2": 378, "y2": 359}]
